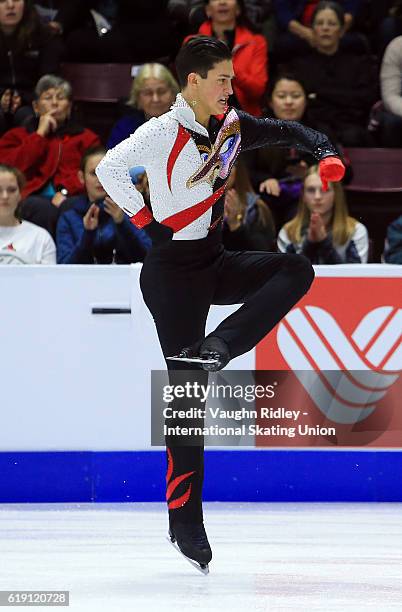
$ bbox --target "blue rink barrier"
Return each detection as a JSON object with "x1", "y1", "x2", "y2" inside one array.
[{"x1": 0, "y1": 450, "x2": 401, "y2": 503}]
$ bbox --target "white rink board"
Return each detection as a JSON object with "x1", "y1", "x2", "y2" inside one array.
[
  {"x1": 0, "y1": 265, "x2": 252, "y2": 452},
  {"x1": 0, "y1": 264, "x2": 400, "y2": 452}
]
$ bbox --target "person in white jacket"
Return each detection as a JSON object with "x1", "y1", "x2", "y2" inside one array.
[
  {"x1": 95, "y1": 36, "x2": 345, "y2": 573},
  {"x1": 0, "y1": 164, "x2": 56, "y2": 264}
]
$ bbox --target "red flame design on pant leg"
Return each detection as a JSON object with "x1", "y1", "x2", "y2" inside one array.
[{"x1": 166, "y1": 447, "x2": 195, "y2": 510}]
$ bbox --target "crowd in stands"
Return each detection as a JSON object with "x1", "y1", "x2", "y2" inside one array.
[{"x1": 1, "y1": 0, "x2": 402, "y2": 266}]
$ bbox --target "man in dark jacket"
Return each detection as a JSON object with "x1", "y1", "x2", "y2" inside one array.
[{"x1": 56, "y1": 145, "x2": 151, "y2": 263}]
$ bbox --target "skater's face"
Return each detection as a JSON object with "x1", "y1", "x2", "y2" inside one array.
[
  {"x1": 206, "y1": 0, "x2": 240, "y2": 25},
  {"x1": 303, "y1": 172, "x2": 334, "y2": 216},
  {"x1": 0, "y1": 171, "x2": 21, "y2": 223},
  {"x1": 34, "y1": 87, "x2": 72, "y2": 126},
  {"x1": 0, "y1": 0, "x2": 24, "y2": 34},
  {"x1": 312, "y1": 8, "x2": 343, "y2": 54},
  {"x1": 137, "y1": 77, "x2": 176, "y2": 118},
  {"x1": 269, "y1": 78, "x2": 307, "y2": 121},
  {"x1": 80, "y1": 153, "x2": 107, "y2": 202},
  {"x1": 193, "y1": 59, "x2": 234, "y2": 117}
]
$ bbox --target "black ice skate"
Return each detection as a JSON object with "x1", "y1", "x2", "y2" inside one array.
[
  {"x1": 167, "y1": 521, "x2": 212, "y2": 575},
  {"x1": 167, "y1": 337, "x2": 230, "y2": 371},
  {"x1": 166, "y1": 345, "x2": 219, "y2": 367},
  {"x1": 198, "y1": 336, "x2": 230, "y2": 372}
]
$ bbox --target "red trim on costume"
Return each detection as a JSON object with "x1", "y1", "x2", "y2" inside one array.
[
  {"x1": 163, "y1": 184, "x2": 226, "y2": 232},
  {"x1": 167, "y1": 124, "x2": 191, "y2": 192},
  {"x1": 166, "y1": 471, "x2": 195, "y2": 501},
  {"x1": 166, "y1": 447, "x2": 195, "y2": 509},
  {"x1": 129, "y1": 206, "x2": 153, "y2": 228},
  {"x1": 168, "y1": 483, "x2": 193, "y2": 510},
  {"x1": 166, "y1": 447, "x2": 174, "y2": 483}
]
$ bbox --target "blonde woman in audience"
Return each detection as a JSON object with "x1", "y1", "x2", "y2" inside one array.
[
  {"x1": 277, "y1": 165, "x2": 368, "y2": 264},
  {"x1": 107, "y1": 63, "x2": 179, "y2": 149},
  {"x1": 0, "y1": 164, "x2": 56, "y2": 264}
]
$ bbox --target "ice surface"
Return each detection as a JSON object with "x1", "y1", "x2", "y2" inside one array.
[{"x1": 0, "y1": 502, "x2": 401, "y2": 611}]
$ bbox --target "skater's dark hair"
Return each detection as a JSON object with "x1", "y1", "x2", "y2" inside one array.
[
  {"x1": 175, "y1": 36, "x2": 233, "y2": 89},
  {"x1": 312, "y1": 1, "x2": 345, "y2": 27},
  {"x1": 80, "y1": 145, "x2": 107, "y2": 172}
]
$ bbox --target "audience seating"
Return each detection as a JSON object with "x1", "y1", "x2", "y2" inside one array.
[
  {"x1": 60, "y1": 63, "x2": 135, "y2": 142},
  {"x1": 60, "y1": 63, "x2": 134, "y2": 103},
  {"x1": 344, "y1": 148, "x2": 402, "y2": 262}
]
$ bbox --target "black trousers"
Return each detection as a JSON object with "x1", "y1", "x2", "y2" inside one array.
[{"x1": 140, "y1": 231, "x2": 314, "y2": 525}]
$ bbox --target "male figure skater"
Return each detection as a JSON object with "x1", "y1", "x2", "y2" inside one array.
[{"x1": 96, "y1": 36, "x2": 345, "y2": 573}]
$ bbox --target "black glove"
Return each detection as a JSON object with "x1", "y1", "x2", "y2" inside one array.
[{"x1": 144, "y1": 219, "x2": 173, "y2": 246}]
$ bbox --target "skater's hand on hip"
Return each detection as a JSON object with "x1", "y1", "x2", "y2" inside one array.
[
  {"x1": 144, "y1": 219, "x2": 173, "y2": 246},
  {"x1": 83, "y1": 203, "x2": 100, "y2": 231},
  {"x1": 319, "y1": 156, "x2": 345, "y2": 191},
  {"x1": 104, "y1": 196, "x2": 124, "y2": 224},
  {"x1": 259, "y1": 178, "x2": 281, "y2": 197}
]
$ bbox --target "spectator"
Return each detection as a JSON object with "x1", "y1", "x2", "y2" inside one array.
[
  {"x1": 277, "y1": 164, "x2": 368, "y2": 264},
  {"x1": 383, "y1": 214, "x2": 402, "y2": 264},
  {"x1": 223, "y1": 158, "x2": 276, "y2": 251},
  {"x1": 107, "y1": 63, "x2": 179, "y2": 149},
  {"x1": 0, "y1": 74, "x2": 100, "y2": 237},
  {"x1": 273, "y1": 0, "x2": 365, "y2": 62},
  {"x1": 64, "y1": 1, "x2": 179, "y2": 64},
  {"x1": 375, "y1": 1, "x2": 402, "y2": 59},
  {"x1": 0, "y1": 163, "x2": 56, "y2": 264},
  {"x1": 380, "y1": 35, "x2": 402, "y2": 147},
  {"x1": 247, "y1": 72, "x2": 312, "y2": 231},
  {"x1": 289, "y1": 1, "x2": 377, "y2": 147},
  {"x1": 185, "y1": 0, "x2": 268, "y2": 116},
  {"x1": 34, "y1": 0, "x2": 87, "y2": 36},
  {"x1": 0, "y1": 0, "x2": 64, "y2": 134},
  {"x1": 56, "y1": 146, "x2": 151, "y2": 264},
  {"x1": 169, "y1": 0, "x2": 272, "y2": 31}
]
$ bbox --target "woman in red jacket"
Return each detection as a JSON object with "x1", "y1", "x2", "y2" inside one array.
[
  {"x1": 0, "y1": 74, "x2": 100, "y2": 236},
  {"x1": 185, "y1": 0, "x2": 268, "y2": 116}
]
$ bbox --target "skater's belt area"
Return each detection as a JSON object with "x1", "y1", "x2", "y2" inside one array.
[{"x1": 153, "y1": 229, "x2": 223, "y2": 251}]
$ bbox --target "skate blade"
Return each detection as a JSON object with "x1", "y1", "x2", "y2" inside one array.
[
  {"x1": 166, "y1": 356, "x2": 218, "y2": 365},
  {"x1": 166, "y1": 536, "x2": 209, "y2": 575}
]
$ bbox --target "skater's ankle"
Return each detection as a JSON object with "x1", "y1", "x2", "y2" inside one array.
[{"x1": 199, "y1": 336, "x2": 230, "y2": 371}]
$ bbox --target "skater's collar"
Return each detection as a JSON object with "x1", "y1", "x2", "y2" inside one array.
[{"x1": 170, "y1": 94, "x2": 210, "y2": 137}]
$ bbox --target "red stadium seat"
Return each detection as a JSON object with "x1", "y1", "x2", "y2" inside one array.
[
  {"x1": 345, "y1": 148, "x2": 402, "y2": 193},
  {"x1": 60, "y1": 63, "x2": 134, "y2": 103},
  {"x1": 343, "y1": 148, "x2": 402, "y2": 262}
]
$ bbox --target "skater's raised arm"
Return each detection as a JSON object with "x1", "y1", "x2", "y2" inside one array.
[
  {"x1": 238, "y1": 110, "x2": 335, "y2": 158},
  {"x1": 237, "y1": 111, "x2": 345, "y2": 188}
]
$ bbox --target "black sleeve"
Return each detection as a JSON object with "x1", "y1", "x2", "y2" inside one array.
[{"x1": 237, "y1": 109, "x2": 338, "y2": 160}]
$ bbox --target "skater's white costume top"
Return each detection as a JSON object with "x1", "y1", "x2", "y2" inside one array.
[{"x1": 95, "y1": 94, "x2": 337, "y2": 241}]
